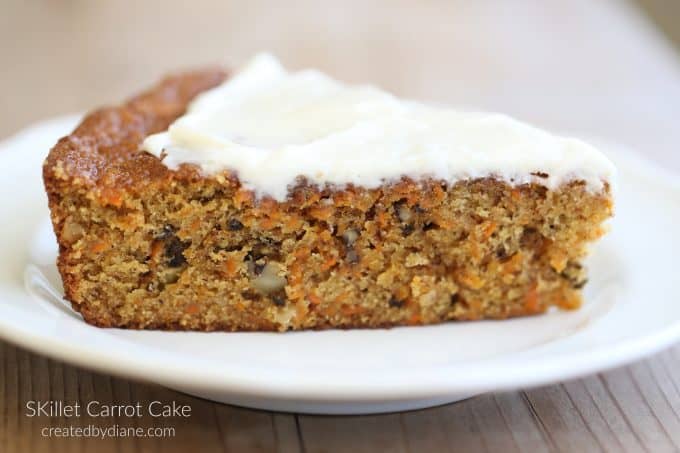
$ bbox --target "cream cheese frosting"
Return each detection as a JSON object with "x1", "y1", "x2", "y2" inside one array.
[{"x1": 143, "y1": 53, "x2": 616, "y2": 201}]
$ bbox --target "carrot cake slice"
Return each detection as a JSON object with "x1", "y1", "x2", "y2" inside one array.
[{"x1": 43, "y1": 54, "x2": 615, "y2": 331}]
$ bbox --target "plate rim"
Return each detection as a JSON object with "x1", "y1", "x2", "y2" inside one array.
[{"x1": 0, "y1": 115, "x2": 679, "y2": 402}]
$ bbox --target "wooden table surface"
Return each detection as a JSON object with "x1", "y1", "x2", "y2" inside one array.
[{"x1": 2, "y1": 0, "x2": 680, "y2": 451}]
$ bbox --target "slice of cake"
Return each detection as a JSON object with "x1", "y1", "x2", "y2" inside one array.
[{"x1": 43, "y1": 54, "x2": 615, "y2": 331}]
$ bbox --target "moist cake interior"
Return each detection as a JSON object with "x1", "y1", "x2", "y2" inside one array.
[{"x1": 43, "y1": 63, "x2": 614, "y2": 331}]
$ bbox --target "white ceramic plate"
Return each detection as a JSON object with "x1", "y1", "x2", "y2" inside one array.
[{"x1": 0, "y1": 116, "x2": 678, "y2": 414}]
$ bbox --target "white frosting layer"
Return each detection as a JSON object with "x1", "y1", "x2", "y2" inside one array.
[{"x1": 143, "y1": 54, "x2": 616, "y2": 201}]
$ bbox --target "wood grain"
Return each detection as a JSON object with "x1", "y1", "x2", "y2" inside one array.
[
  {"x1": 1, "y1": 0, "x2": 680, "y2": 451},
  {"x1": 4, "y1": 342, "x2": 680, "y2": 452}
]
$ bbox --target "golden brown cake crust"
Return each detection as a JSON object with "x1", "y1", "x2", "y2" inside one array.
[
  {"x1": 43, "y1": 68, "x2": 227, "y2": 192},
  {"x1": 43, "y1": 69, "x2": 614, "y2": 331}
]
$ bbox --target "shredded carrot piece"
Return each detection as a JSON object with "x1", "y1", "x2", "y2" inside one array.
[
  {"x1": 258, "y1": 198, "x2": 276, "y2": 211},
  {"x1": 90, "y1": 240, "x2": 108, "y2": 254},
  {"x1": 233, "y1": 189, "x2": 254, "y2": 208},
  {"x1": 524, "y1": 286, "x2": 540, "y2": 312},
  {"x1": 394, "y1": 285, "x2": 410, "y2": 301},
  {"x1": 549, "y1": 251, "x2": 568, "y2": 273},
  {"x1": 99, "y1": 188, "x2": 123, "y2": 207},
  {"x1": 341, "y1": 304, "x2": 363, "y2": 316},
  {"x1": 333, "y1": 291, "x2": 351, "y2": 305},
  {"x1": 320, "y1": 257, "x2": 337, "y2": 272},
  {"x1": 469, "y1": 240, "x2": 481, "y2": 261},
  {"x1": 288, "y1": 262, "x2": 304, "y2": 285},
  {"x1": 284, "y1": 216, "x2": 303, "y2": 231},
  {"x1": 185, "y1": 304, "x2": 200, "y2": 315},
  {"x1": 408, "y1": 312, "x2": 422, "y2": 325},
  {"x1": 293, "y1": 246, "x2": 309, "y2": 258},
  {"x1": 296, "y1": 300, "x2": 309, "y2": 319},
  {"x1": 558, "y1": 292, "x2": 581, "y2": 310},
  {"x1": 223, "y1": 258, "x2": 238, "y2": 277},
  {"x1": 376, "y1": 211, "x2": 389, "y2": 227},
  {"x1": 259, "y1": 217, "x2": 276, "y2": 230},
  {"x1": 481, "y1": 221, "x2": 497, "y2": 240},
  {"x1": 308, "y1": 294, "x2": 322, "y2": 305},
  {"x1": 501, "y1": 252, "x2": 523, "y2": 275},
  {"x1": 333, "y1": 191, "x2": 355, "y2": 206},
  {"x1": 188, "y1": 219, "x2": 200, "y2": 231},
  {"x1": 458, "y1": 270, "x2": 485, "y2": 290},
  {"x1": 309, "y1": 206, "x2": 333, "y2": 221},
  {"x1": 150, "y1": 240, "x2": 163, "y2": 261}
]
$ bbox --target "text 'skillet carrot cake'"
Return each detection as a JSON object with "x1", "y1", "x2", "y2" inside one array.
[{"x1": 43, "y1": 54, "x2": 616, "y2": 331}]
